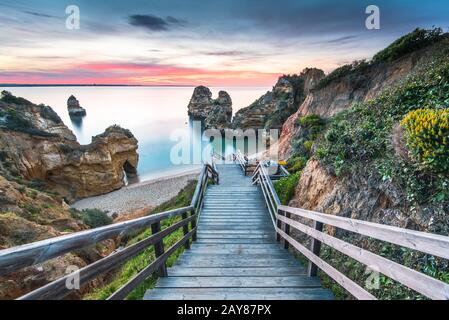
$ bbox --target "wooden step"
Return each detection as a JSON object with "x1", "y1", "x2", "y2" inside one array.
[{"x1": 144, "y1": 287, "x2": 334, "y2": 300}]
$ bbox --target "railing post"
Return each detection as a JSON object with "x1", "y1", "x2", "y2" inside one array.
[
  {"x1": 283, "y1": 211, "x2": 291, "y2": 250},
  {"x1": 182, "y1": 211, "x2": 190, "y2": 250},
  {"x1": 151, "y1": 221, "x2": 167, "y2": 277},
  {"x1": 191, "y1": 210, "x2": 197, "y2": 241},
  {"x1": 276, "y1": 210, "x2": 283, "y2": 242},
  {"x1": 307, "y1": 221, "x2": 323, "y2": 277}
]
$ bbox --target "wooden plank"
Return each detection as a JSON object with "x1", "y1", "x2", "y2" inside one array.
[
  {"x1": 107, "y1": 228, "x2": 196, "y2": 300},
  {"x1": 144, "y1": 287, "x2": 334, "y2": 300},
  {"x1": 195, "y1": 238, "x2": 278, "y2": 244},
  {"x1": 277, "y1": 228, "x2": 375, "y2": 300},
  {"x1": 168, "y1": 267, "x2": 306, "y2": 277},
  {"x1": 175, "y1": 257, "x2": 301, "y2": 268},
  {"x1": 0, "y1": 205, "x2": 193, "y2": 277},
  {"x1": 187, "y1": 248, "x2": 284, "y2": 255},
  {"x1": 156, "y1": 276, "x2": 321, "y2": 288},
  {"x1": 278, "y1": 215, "x2": 449, "y2": 300},
  {"x1": 279, "y1": 205, "x2": 449, "y2": 260},
  {"x1": 17, "y1": 215, "x2": 196, "y2": 300}
]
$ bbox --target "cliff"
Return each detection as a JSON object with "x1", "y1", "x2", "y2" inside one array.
[
  {"x1": 187, "y1": 86, "x2": 232, "y2": 130},
  {"x1": 278, "y1": 29, "x2": 449, "y2": 299},
  {"x1": 0, "y1": 174, "x2": 116, "y2": 299},
  {"x1": 0, "y1": 91, "x2": 139, "y2": 202},
  {"x1": 0, "y1": 91, "x2": 140, "y2": 298},
  {"x1": 233, "y1": 68, "x2": 324, "y2": 130},
  {"x1": 278, "y1": 32, "x2": 449, "y2": 158}
]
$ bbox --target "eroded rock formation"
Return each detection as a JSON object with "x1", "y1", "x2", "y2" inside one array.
[
  {"x1": 67, "y1": 95, "x2": 87, "y2": 117},
  {"x1": 277, "y1": 44, "x2": 443, "y2": 158},
  {"x1": 233, "y1": 68, "x2": 325, "y2": 130},
  {"x1": 187, "y1": 86, "x2": 232, "y2": 130},
  {"x1": 0, "y1": 91, "x2": 139, "y2": 202}
]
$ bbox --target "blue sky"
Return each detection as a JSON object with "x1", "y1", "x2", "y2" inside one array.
[{"x1": 0, "y1": 0, "x2": 448, "y2": 85}]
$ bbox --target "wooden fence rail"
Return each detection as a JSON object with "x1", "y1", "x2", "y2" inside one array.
[
  {"x1": 0, "y1": 164, "x2": 219, "y2": 300},
  {"x1": 248, "y1": 158, "x2": 449, "y2": 300}
]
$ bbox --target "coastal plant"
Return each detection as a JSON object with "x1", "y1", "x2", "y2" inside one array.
[
  {"x1": 86, "y1": 180, "x2": 197, "y2": 300},
  {"x1": 273, "y1": 172, "x2": 300, "y2": 205},
  {"x1": 373, "y1": 28, "x2": 444, "y2": 63},
  {"x1": 400, "y1": 108, "x2": 449, "y2": 172},
  {"x1": 285, "y1": 155, "x2": 308, "y2": 174},
  {"x1": 70, "y1": 208, "x2": 112, "y2": 228}
]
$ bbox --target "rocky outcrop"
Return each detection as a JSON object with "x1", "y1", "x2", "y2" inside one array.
[
  {"x1": 233, "y1": 68, "x2": 324, "y2": 130},
  {"x1": 289, "y1": 160, "x2": 446, "y2": 233},
  {"x1": 0, "y1": 92, "x2": 139, "y2": 202},
  {"x1": 187, "y1": 86, "x2": 232, "y2": 130},
  {"x1": 0, "y1": 175, "x2": 116, "y2": 299},
  {"x1": 277, "y1": 43, "x2": 445, "y2": 158},
  {"x1": 67, "y1": 95, "x2": 86, "y2": 117}
]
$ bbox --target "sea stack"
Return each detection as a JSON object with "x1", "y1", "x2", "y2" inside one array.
[
  {"x1": 67, "y1": 95, "x2": 87, "y2": 117},
  {"x1": 187, "y1": 86, "x2": 232, "y2": 130}
]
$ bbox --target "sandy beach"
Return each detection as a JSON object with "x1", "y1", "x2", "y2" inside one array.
[{"x1": 72, "y1": 169, "x2": 201, "y2": 215}]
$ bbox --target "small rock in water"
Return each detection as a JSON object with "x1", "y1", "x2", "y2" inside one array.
[{"x1": 67, "y1": 95, "x2": 87, "y2": 117}]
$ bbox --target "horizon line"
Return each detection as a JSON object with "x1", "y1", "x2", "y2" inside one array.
[{"x1": 0, "y1": 83, "x2": 271, "y2": 88}]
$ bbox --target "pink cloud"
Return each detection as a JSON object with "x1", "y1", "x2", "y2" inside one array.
[{"x1": 0, "y1": 62, "x2": 280, "y2": 86}]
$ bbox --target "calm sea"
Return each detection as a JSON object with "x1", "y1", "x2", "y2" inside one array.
[{"x1": 0, "y1": 86, "x2": 269, "y2": 182}]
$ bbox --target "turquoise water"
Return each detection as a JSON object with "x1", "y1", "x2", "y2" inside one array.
[{"x1": 1, "y1": 86, "x2": 269, "y2": 182}]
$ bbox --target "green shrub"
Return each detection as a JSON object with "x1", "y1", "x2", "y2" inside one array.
[
  {"x1": 286, "y1": 156, "x2": 308, "y2": 174},
  {"x1": 401, "y1": 108, "x2": 449, "y2": 172},
  {"x1": 0, "y1": 91, "x2": 32, "y2": 105},
  {"x1": 317, "y1": 45, "x2": 449, "y2": 206},
  {"x1": 373, "y1": 28, "x2": 444, "y2": 63},
  {"x1": 86, "y1": 180, "x2": 197, "y2": 300},
  {"x1": 274, "y1": 172, "x2": 300, "y2": 205},
  {"x1": 315, "y1": 60, "x2": 370, "y2": 90},
  {"x1": 71, "y1": 208, "x2": 112, "y2": 228}
]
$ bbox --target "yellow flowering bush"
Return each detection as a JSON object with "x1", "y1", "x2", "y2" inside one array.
[{"x1": 401, "y1": 108, "x2": 449, "y2": 171}]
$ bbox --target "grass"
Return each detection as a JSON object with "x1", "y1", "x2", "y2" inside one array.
[{"x1": 85, "y1": 180, "x2": 197, "y2": 300}]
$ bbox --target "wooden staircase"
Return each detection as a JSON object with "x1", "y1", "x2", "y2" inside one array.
[{"x1": 144, "y1": 164, "x2": 333, "y2": 300}]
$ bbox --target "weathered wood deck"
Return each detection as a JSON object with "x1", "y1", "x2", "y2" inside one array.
[{"x1": 144, "y1": 164, "x2": 333, "y2": 300}]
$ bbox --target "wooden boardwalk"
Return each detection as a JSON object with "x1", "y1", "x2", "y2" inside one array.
[{"x1": 144, "y1": 164, "x2": 333, "y2": 300}]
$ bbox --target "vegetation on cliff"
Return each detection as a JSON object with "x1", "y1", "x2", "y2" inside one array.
[
  {"x1": 315, "y1": 28, "x2": 446, "y2": 91},
  {"x1": 297, "y1": 37, "x2": 449, "y2": 300},
  {"x1": 86, "y1": 180, "x2": 197, "y2": 300}
]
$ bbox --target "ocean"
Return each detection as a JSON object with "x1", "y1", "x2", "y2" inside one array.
[{"x1": 0, "y1": 86, "x2": 269, "y2": 182}]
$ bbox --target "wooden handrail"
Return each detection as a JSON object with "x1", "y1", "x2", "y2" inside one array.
[
  {"x1": 245, "y1": 156, "x2": 449, "y2": 300},
  {"x1": 0, "y1": 206, "x2": 192, "y2": 277},
  {"x1": 279, "y1": 205, "x2": 449, "y2": 260},
  {"x1": 0, "y1": 164, "x2": 219, "y2": 300},
  {"x1": 277, "y1": 207, "x2": 449, "y2": 300}
]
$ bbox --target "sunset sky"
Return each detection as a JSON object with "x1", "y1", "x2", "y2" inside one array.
[{"x1": 1, "y1": 0, "x2": 448, "y2": 86}]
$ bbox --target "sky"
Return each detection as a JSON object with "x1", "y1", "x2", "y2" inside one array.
[{"x1": 0, "y1": 0, "x2": 448, "y2": 86}]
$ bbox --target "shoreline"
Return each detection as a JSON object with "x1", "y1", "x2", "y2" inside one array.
[{"x1": 72, "y1": 169, "x2": 201, "y2": 215}]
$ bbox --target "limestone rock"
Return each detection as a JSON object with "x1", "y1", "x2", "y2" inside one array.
[
  {"x1": 0, "y1": 93, "x2": 139, "y2": 202},
  {"x1": 289, "y1": 160, "x2": 448, "y2": 234},
  {"x1": 233, "y1": 68, "x2": 324, "y2": 130},
  {"x1": 67, "y1": 95, "x2": 86, "y2": 117},
  {"x1": 187, "y1": 86, "x2": 232, "y2": 130},
  {"x1": 277, "y1": 43, "x2": 444, "y2": 158}
]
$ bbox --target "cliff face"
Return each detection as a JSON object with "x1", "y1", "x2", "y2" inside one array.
[
  {"x1": 0, "y1": 91, "x2": 138, "y2": 298},
  {"x1": 0, "y1": 92, "x2": 139, "y2": 202},
  {"x1": 187, "y1": 86, "x2": 232, "y2": 130},
  {"x1": 277, "y1": 44, "x2": 441, "y2": 158},
  {"x1": 286, "y1": 34, "x2": 449, "y2": 235},
  {"x1": 0, "y1": 170, "x2": 116, "y2": 299},
  {"x1": 233, "y1": 68, "x2": 324, "y2": 130}
]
